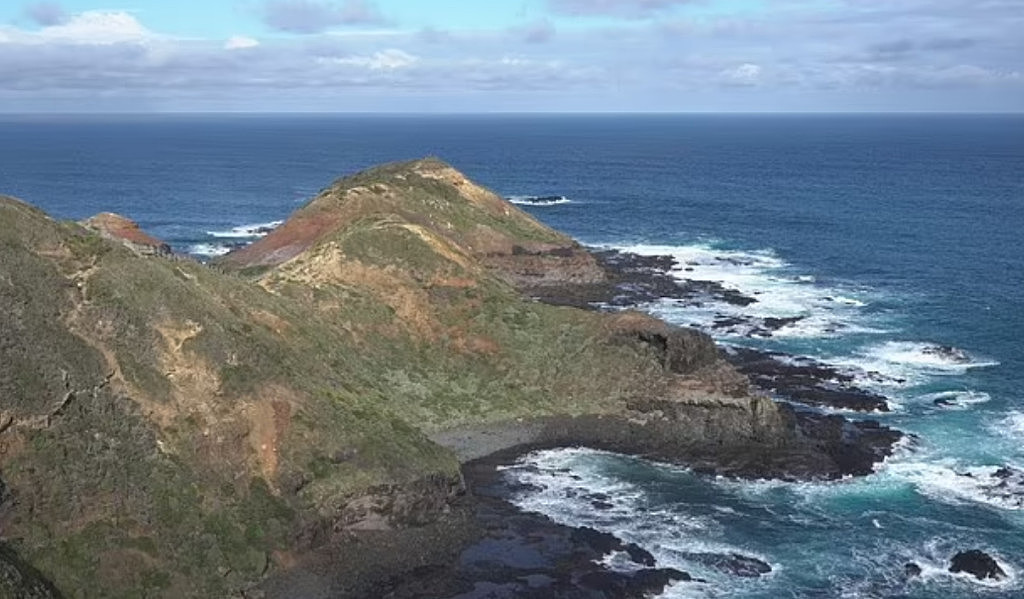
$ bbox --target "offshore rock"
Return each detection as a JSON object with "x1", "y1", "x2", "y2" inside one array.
[{"x1": 949, "y1": 550, "x2": 1006, "y2": 580}]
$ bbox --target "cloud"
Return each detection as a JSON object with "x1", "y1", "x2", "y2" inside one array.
[
  {"x1": 262, "y1": 0, "x2": 386, "y2": 34},
  {"x1": 24, "y1": 2, "x2": 67, "y2": 26},
  {"x1": 320, "y1": 48, "x2": 418, "y2": 70},
  {"x1": 28, "y1": 10, "x2": 154, "y2": 45},
  {"x1": 0, "y1": 0, "x2": 1021, "y2": 111},
  {"x1": 225, "y1": 36, "x2": 260, "y2": 50},
  {"x1": 721, "y1": 62, "x2": 761, "y2": 85},
  {"x1": 548, "y1": 0, "x2": 701, "y2": 18}
]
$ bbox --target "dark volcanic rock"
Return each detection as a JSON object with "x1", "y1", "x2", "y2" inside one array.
[
  {"x1": 571, "y1": 527, "x2": 620, "y2": 556},
  {"x1": 790, "y1": 409, "x2": 903, "y2": 477},
  {"x1": 949, "y1": 550, "x2": 1006, "y2": 580},
  {"x1": 570, "y1": 527, "x2": 655, "y2": 568},
  {"x1": 362, "y1": 458, "x2": 698, "y2": 599},
  {"x1": 523, "y1": 249, "x2": 758, "y2": 310},
  {"x1": 922, "y1": 344, "x2": 970, "y2": 363},
  {"x1": 725, "y1": 347, "x2": 890, "y2": 412},
  {"x1": 623, "y1": 544, "x2": 657, "y2": 568},
  {"x1": 904, "y1": 562, "x2": 922, "y2": 578},
  {"x1": 681, "y1": 552, "x2": 772, "y2": 578}
]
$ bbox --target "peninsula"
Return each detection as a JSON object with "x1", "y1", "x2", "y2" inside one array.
[{"x1": 0, "y1": 159, "x2": 898, "y2": 598}]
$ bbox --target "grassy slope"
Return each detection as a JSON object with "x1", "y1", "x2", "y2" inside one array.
[{"x1": 0, "y1": 159, "x2": 719, "y2": 597}]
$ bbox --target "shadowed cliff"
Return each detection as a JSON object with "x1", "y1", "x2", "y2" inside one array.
[{"x1": 0, "y1": 159, "x2": 824, "y2": 598}]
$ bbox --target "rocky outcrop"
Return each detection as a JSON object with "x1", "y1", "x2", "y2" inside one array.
[
  {"x1": 949, "y1": 550, "x2": 1006, "y2": 580},
  {"x1": 81, "y1": 212, "x2": 171, "y2": 256},
  {"x1": 606, "y1": 311, "x2": 723, "y2": 377},
  {"x1": 725, "y1": 347, "x2": 890, "y2": 412}
]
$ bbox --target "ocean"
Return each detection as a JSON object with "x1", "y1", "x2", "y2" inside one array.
[{"x1": 2, "y1": 113, "x2": 1022, "y2": 597}]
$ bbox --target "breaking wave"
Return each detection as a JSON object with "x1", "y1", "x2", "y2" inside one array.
[
  {"x1": 188, "y1": 242, "x2": 234, "y2": 258},
  {"x1": 507, "y1": 194, "x2": 573, "y2": 206},
  {"x1": 206, "y1": 220, "x2": 283, "y2": 239}
]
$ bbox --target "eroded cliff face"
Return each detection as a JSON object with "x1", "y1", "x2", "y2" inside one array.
[
  {"x1": 81, "y1": 212, "x2": 172, "y2": 257},
  {"x1": 0, "y1": 160, "x2": 807, "y2": 597}
]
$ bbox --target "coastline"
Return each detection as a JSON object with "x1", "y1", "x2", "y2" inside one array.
[
  {"x1": 259, "y1": 243, "x2": 907, "y2": 599},
  {"x1": 0, "y1": 161, "x2": 916, "y2": 598},
  {"x1": 262, "y1": 435, "x2": 704, "y2": 599}
]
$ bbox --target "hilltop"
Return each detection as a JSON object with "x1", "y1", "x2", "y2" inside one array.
[{"x1": 0, "y1": 159, "x2": 890, "y2": 598}]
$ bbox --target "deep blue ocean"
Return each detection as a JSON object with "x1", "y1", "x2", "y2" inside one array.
[{"x1": 1, "y1": 114, "x2": 1022, "y2": 598}]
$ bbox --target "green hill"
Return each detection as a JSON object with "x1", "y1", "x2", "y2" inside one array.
[{"x1": 0, "y1": 159, "x2": 795, "y2": 598}]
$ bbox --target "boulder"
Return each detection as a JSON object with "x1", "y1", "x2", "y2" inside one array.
[{"x1": 949, "y1": 550, "x2": 1005, "y2": 580}]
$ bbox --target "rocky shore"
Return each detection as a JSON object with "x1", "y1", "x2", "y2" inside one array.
[{"x1": 260, "y1": 242, "x2": 906, "y2": 598}]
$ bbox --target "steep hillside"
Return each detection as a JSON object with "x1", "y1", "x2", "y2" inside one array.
[{"x1": 0, "y1": 160, "x2": 807, "y2": 598}]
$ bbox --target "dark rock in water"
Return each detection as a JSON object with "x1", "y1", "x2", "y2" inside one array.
[
  {"x1": 631, "y1": 568, "x2": 692, "y2": 589},
  {"x1": 569, "y1": 527, "x2": 654, "y2": 567},
  {"x1": 904, "y1": 562, "x2": 922, "y2": 578},
  {"x1": 624, "y1": 544, "x2": 657, "y2": 568},
  {"x1": 590, "y1": 500, "x2": 614, "y2": 510},
  {"x1": 762, "y1": 316, "x2": 804, "y2": 331},
  {"x1": 922, "y1": 344, "x2": 970, "y2": 363},
  {"x1": 949, "y1": 550, "x2": 1006, "y2": 580},
  {"x1": 682, "y1": 552, "x2": 772, "y2": 577},
  {"x1": 570, "y1": 526, "x2": 622, "y2": 556}
]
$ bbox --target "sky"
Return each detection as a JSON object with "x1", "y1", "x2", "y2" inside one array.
[{"x1": 0, "y1": 0, "x2": 1021, "y2": 112}]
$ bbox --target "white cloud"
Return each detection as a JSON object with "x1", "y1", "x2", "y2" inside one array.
[
  {"x1": 225, "y1": 36, "x2": 261, "y2": 50},
  {"x1": 722, "y1": 62, "x2": 761, "y2": 85},
  {"x1": 38, "y1": 11, "x2": 154, "y2": 45},
  {"x1": 322, "y1": 48, "x2": 418, "y2": 70}
]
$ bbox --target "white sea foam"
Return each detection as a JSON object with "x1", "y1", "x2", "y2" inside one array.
[
  {"x1": 206, "y1": 220, "x2": 283, "y2": 238},
  {"x1": 188, "y1": 243, "x2": 233, "y2": 257},
  {"x1": 831, "y1": 341, "x2": 999, "y2": 390},
  {"x1": 507, "y1": 194, "x2": 572, "y2": 206},
  {"x1": 612, "y1": 243, "x2": 876, "y2": 340},
  {"x1": 990, "y1": 411, "x2": 1024, "y2": 442},
  {"x1": 882, "y1": 459, "x2": 1024, "y2": 511},
  {"x1": 501, "y1": 448, "x2": 772, "y2": 596},
  {"x1": 920, "y1": 390, "x2": 992, "y2": 410}
]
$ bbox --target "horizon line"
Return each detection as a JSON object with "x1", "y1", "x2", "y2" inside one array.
[{"x1": 1, "y1": 110, "x2": 1022, "y2": 117}]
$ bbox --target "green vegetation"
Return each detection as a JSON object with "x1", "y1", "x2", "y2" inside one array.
[{"x1": 0, "y1": 160, "x2": 709, "y2": 597}]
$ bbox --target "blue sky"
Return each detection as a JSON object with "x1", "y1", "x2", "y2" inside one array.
[{"x1": 0, "y1": 0, "x2": 1021, "y2": 112}]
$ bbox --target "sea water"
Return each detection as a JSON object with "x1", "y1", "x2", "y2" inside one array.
[{"x1": 2, "y1": 114, "x2": 1022, "y2": 597}]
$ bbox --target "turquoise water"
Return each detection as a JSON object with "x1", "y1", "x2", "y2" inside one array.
[{"x1": 1, "y1": 114, "x2": 1022, "y2": 597}]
